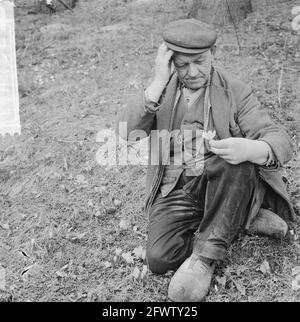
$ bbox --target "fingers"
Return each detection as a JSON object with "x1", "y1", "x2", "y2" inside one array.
[
  {"x1": 158, "y1": 43, "x2": 168, "y2": 55},
  {"x1": 210, "y1": 147, "x2": 231, "y2": 156},
  {"x1": 158, "y1": 42, "x2": 166, "y2": 53},
  {"x1": 158, "y1": 43, "x2": 173, "y2": 59},
  {"x1": 210, "y1": 139, "x2": 229, "y2": 149},
  {"x1": 165, "y1": 49, "x2": 174, "y2": 62},
  {"x1": 154, "y1": 43, "x2": 174, "y2": 84}
]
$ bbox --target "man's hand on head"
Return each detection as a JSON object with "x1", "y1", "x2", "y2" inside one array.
[
  {"x1": 145, "y1": 43, "x2": 174, "y2": 103},
  {"x1": 209, "y1": 138, "x2": 270, "y2": 165},
  {"x1": 154, "y1": 43, "x2": 174, "y2": 86}
]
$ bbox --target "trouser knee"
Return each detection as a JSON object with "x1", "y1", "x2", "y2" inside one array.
[
  {"x1": 146, "y1": 246, "x2": 171, "y2": 274},
  {"x1": 146, "y1": 243, "x2": 190, "y2": 274}
]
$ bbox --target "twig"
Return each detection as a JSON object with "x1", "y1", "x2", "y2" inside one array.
[
  {"x1": 218, "y1": 43, "x2": 257, "y2": 49},
  {"x1": 21, "y1": 34, "x2": 34, "y2": 60},
  {"x1": 225, "y1": 0, "x2": 242, "y2": 55},
  {"x1": 278, "y1": 37, "x2": 288, "y2": 108},
  {"x1": 277, "y1": 65, "x2": 284, "y2": 109},
  {"x1": 57, "y1": 0, "x2": 73, "y2": 12}
]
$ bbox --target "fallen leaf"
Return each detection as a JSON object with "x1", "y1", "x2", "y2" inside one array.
[
  {"x1": 114, "y1": 199, "x2": 122, "y2": 207},
  {"x1": 94, "y1": 186, "x2": 107, "y2": 194},
  {"x1": 132, "y1": 246, "x2": 146, "y2": 261},
  {"x1": 88, "y1": 200, "x2": 94, "y2": 207},
  {"x1": 131, "y1": 267, "x2": 140, "y2": 279},
  {"x1": 215, "y1": 275, "x2": 226, "y2": 287},
  {"x1": 115, "y1": 248, "x2": 122, "y2": 256},
  {"x1": 232, "y1": 279, "x2": 246, "y2": 296},
  {"x1": 67, "y1": 232, "x2": 87, "y2": 241},
  {"x1": 122, "y1": 252, "x2": 134, "y2": 264},
  {"x1": 119, "y1": 219, "x2": 131, "y2": 230},
  {"x1": 56, "y1": 271, "x2": 68, "y2": 278},
  {"x1": 286, "y1": 229, "x2": 298, "y2": 242},
  {"x1": 292, "y1": 266, "x2": 300, "y2": 276},
  {"x1": 257, "y1": 260, "x2": 271, "y2": 275},
  {"x1": 0, "y1": 266, "x2": 6, "y2": 291},
  {"x1": 103, "y1": 261, "x2": 112, "y2": 269},
  {"x1": 292, "y1": 275, "x2": 300, "y2": 291},
  {"x1": 0, "y1": 223, "x2": 9, "y2": 230},
  {"x1": 48, "y1": 228, "x2": 54, "y2": 239},
  {"x1": 61, "y1": 264, "x2": 69, "y2": 271},
  {"x1": 224, "y1": 267, "x2": 232, "y2": 277},
  {"x1": 76, "y1": 174, "x2": 86, "y2": 184},
  {"x1": 84, "y1": 164, "x2": 93, "y2": 172},
  {"x1": 236, "y1": 265, "x2": 248, "y2": 277},
  {"x1": 119, "y1": 180, "x2": 126, "y2": 188},
  {"x1": 56, "y1": 251, "x2": 63, "y2": 260},
  {"x1": 133, "y1": 246, "x2": 143, "y2": 259},
  {"x1": 94, "y1": 210, "x2": 103, "y2": 218},
  {"x1": 140, "y1": 265, "x2": 148, "y2": 280}
]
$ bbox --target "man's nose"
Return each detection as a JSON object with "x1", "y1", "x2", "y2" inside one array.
[{"x1": 188, "y1": 63, "x2": 198, "y2": 77}]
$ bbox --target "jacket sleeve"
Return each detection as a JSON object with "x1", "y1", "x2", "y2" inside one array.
[
  {"x1": 236, "y1": 84, "x2": 294, "y2": 168},
  {"x1": 115, "y1": 88, "x2": 156, "y2": 142}
]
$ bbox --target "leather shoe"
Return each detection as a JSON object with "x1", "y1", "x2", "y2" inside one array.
[
  {"x1": 248, "y1": 208, "x2": 288, "y2": 239},
  {"x1": 168, "y1": 254, "x2": 215, "y2": 302}
]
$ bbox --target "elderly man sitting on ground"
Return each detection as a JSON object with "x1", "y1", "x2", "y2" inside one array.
[{"x1": 116, "y1": 19, "x2": 296, "y2": 302}]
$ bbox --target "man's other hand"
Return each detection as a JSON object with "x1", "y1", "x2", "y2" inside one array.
[{"x1": 209, "y1": 138, "x2": 270, "y2": 165}]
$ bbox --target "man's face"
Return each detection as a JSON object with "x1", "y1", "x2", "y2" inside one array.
[{"x1": 173, "y1": 50, "x2": 213, "y2": 89}]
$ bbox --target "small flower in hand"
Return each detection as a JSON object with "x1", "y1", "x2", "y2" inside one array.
[
  {"x1": 202, "y1": 130, "x2": 216, "y2": 150},
  {"x1": 202, "y1": 130, "x2": 216, "y2": 140}
]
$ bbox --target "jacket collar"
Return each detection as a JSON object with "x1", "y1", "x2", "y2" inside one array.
[
  {"x1": 210, "y1": 67, "x2": 231, "y2": 139},
  {"x1": 156, "y1": 67, "x2": 232, "y2": 139}
]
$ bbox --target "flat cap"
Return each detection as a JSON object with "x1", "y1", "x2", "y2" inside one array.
[{"x1": 163, "y1": 19, "x2": 217, "y2": 54}]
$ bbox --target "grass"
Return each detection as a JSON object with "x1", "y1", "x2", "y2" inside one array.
[{"x1": 0, "y1": 0, "x2": 299, "y2": 302}]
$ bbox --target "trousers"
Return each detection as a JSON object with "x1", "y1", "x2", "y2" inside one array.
[{"x1": 146, "y1": 155, "x2": 259, "y2": 274}]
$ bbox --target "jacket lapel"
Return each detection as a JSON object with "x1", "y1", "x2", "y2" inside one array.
[
  {"x1": 210, "y1": 69, "x2": 231, "y2": 139},
  {"x1": 157, "y1": 69, "x2": 232, "y2": 138},
  {"x1": 156, "y1": 73, "x2": 179, "y2": 131}
]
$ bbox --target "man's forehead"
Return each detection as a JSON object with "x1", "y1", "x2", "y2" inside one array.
[{"x1": 174, "y1": 51, "x2": 208, "y2": 62}]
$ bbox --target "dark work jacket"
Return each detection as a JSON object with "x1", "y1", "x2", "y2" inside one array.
[{"x1": 116, "y1": 67, "x2": 297, "y2": 224}]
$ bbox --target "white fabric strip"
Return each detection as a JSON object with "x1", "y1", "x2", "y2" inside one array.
[{"x1": 0, "y1": 1, "x2": 21, "y2": 136}]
